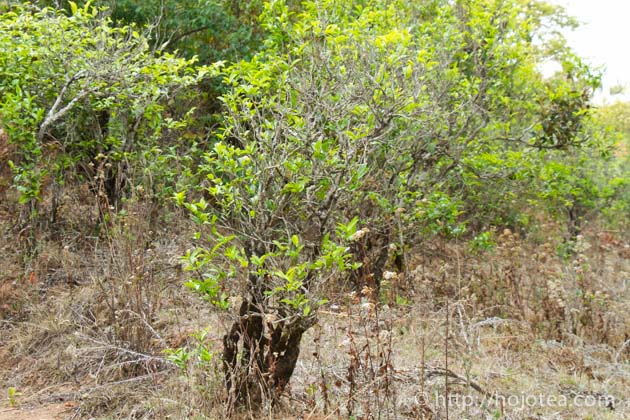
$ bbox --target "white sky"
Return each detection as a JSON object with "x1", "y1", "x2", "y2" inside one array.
[{"x1": 549, "y1": 0, "x2": 630, "y2": 103}]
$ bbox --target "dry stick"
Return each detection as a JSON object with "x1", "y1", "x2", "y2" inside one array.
[
  {"x1": 423, "y1": 366, "x2": 491, "y2": 398},
  {"x1": 456, "y1": 245, "x2": 462, "y2": 295},
  {"x1": 388, "y1": 317, "x2": 396, "y2": 418},
  {"x1": 16, "y1": 368, "x2": 174, "y2": 416},
  {"x1": 315, "y1": 325, "x2": 330, "y2": 412},
  {"x1": 445, "y1": 298, "x2": 450, "y2": 420},
  {"x1": 420, "y1": 336, "x2": 425, "y2": 397},
  {"x1": 615, "y1": 339, "x2": 630, "y2": 363},
  {"x1": 346, "y1": 307, "x2": 357, "y2": 418}
]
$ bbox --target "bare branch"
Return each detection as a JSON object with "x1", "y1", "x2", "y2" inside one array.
[{"x1": 37, "y1": 70, "x2": 90, "y2": 142}]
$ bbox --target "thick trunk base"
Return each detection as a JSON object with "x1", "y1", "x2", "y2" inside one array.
[{"x1": 222, "y1": 299, "x2": 314, "y2": 410}]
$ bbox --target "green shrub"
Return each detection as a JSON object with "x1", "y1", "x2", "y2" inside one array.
[{"x1": 0, "y1": 2, "x2": 211, "y2": 217}]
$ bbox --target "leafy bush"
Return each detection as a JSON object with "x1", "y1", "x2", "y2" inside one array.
[
  {"x1": 0, "y1": 2, "x2": 210, "y2": 219},
  {"x1": 32, "y1": 0, "x2": 270, "y2": 64},
  {"x1": 181, "y1": 0, "x2": 600, "y2": 409}
]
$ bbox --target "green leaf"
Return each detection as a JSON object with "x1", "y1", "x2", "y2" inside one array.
[
  {"x1": 69, "y1": 1, "x2": 78, "y2": 15},
  {"x1": 173, "y1": 190, "x2": 186, "y2": 205}
]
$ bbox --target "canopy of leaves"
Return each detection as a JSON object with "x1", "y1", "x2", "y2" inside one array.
[
  {"x1": 26, "y1": 0, "x2": 271, "y2": 64},
  {"x1": 0, "y1": 2, "x2": 212, "y2": 205}
]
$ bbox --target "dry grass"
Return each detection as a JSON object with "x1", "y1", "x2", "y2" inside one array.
[
  {"x1": 284, "y1": 226, "x2": 629, "y2": 419},
  {"x1": 1, "y1": 180, "x2": 629, "y2": 419},
  {"x1": 0, "y1": 185, "x2": 211, "y2": 418}
]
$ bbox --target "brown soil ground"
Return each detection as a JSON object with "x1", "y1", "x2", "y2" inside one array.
[{"x1": 0, "y1": 403, "x2": 74, "y2": 420}]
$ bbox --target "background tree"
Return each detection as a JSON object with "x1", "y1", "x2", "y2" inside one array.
[
  {"x1": 589, "y1": 100, "x2": 630, "y2": 227},
  {"x1": 27, "y1": 0, "x2": 276, "y2": 64},
  {"x1": 0, "y1": 2, "x2": 210, "y2": 226}
]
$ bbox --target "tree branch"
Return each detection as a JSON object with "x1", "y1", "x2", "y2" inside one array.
[
  {"x1": 37, "y1": 70, "x2": 90, "y2": 142},
  {"x1": 165, "y1": 26, "x2": 214, "y2": 48}
]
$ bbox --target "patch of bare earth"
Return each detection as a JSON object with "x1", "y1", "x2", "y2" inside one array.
[{"x1": 0, "y1": 403, "x2": 75, "y2": 420}]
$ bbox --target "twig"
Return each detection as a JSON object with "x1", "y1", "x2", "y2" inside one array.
[
  {"x1": 79, "y1": 370, "x2": 171, "y2": 393},
  {"x1": 423, "y1": 365, "x2": 494, "y2": 399},
  {"x1": 77, "y1": 334, "x2": 175, "y2": 368},
  {"x1": 615, "y1": 339, "x2": 630, "y2": 363},
  {"x1": 456, "y1": 303, "x2": 470, "y2": 350},
  {"x1": 445, "y1": 298, "x2": 449, "y2": 420},
  {"x1": 118, "y1": 309, "x2": 167, "y2": 347}
]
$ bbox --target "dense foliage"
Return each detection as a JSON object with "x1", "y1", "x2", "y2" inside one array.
[{"x1": 0, "y1": 2, "x2": 210, "y2": 220}]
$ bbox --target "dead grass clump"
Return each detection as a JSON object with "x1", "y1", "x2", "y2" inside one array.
[
  {"x1": 0, "y1": 188, "x2": 220, "y2": 418},
  {"x1": 1, "y1": 287, "x2": 78, "y2": 390},
  {"x1": 409, "y1": 225, "x2": 630, "y2": 350},
  {"x1": 281, "y1": 221, "x2": 629, "y2": 420}
]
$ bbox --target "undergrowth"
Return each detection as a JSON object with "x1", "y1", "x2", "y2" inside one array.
[{"x1": 2, "y1": 186, "x2": 627, "y2": 419}]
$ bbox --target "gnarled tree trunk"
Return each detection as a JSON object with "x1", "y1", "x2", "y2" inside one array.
[{"x1": 223, "y1": 296, "x2": 315, "y2": 410}]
